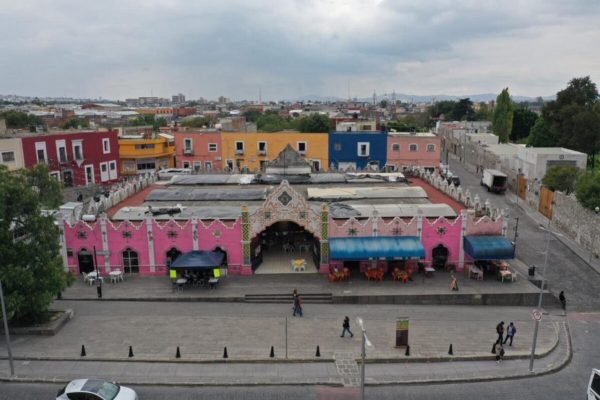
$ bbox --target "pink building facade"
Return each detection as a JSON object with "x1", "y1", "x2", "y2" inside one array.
[
  {"x1": 61, "y1": 181, "x2": 507, "y2": 277},
  {"x1": 386, "y1": 132, "x2": 441, "y2": 171},
  {"x1": 173, "y1": 130, "x2": 223, "y2": 172}
]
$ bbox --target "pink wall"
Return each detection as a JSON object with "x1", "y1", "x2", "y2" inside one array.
[
  {"x1": 421, "y1": 217, "x2": 462, "y2": 268},
  {"x1": 197, "y1": 220, "x2": 243, "y2": 275},
  {"x1": 107, "y1": 220, "x2": 152, "y2": 273},
  {"x1": 386, "y1": 134, "x2": 441, "y2": 170},
  {"x1": 63, "y1": 221, "x2": 103, "y2": 274},
  {"x1": 329, "y1": 218, "x2": 374, "y2": 237},
  {"x1": 465, "y1": 215, "x2": 504, "y2": 236},
  {"x1": 174, "y1": 131, "x2": 223, "y2": 171}
]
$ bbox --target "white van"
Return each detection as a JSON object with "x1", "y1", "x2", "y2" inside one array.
[{"x1": 588, "y1": 369, "x2": 600, "y2": 400}]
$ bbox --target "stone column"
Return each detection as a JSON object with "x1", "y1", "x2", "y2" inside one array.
[
  {"x1": 57, "y1": 216, "x2": 69, "y2": 272},
  {"x1": 319, "y1": 204, "x2": 330, "y2": 273},
  {"x1": 100, "y1": 214, "x2": 111, "y2": 272},
  {"x1": 192, "y1": 217, "x2": 199, "y2": 251},
  {"x1": 459, "y1": 210, "x2": 467, "y2": 270},
  {"x1": 146, "y1": 216, "x2": 156, "y2": 273},
  {"x1": 241, "y1": 206, "x2": 252, "y2": 274}
]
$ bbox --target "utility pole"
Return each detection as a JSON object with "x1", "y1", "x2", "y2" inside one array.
[
  {"x1": 513, "y1": 217, "x2": 519, "y2": 253},
  {"x1": 0, "y1": 280, "x2": 15, "y2": 376}
]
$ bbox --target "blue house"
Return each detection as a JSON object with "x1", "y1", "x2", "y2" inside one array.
[{"x1": 328, "y1": 131, "x2": 388, "y2": 171}]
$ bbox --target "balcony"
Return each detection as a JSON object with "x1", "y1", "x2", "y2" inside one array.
[
  {"x1": 184, "y1": 148, "x2": 194, "y2": 155},
  {"x1": 235, "y1": 149, "x2": 244, "y2": 155},
  {"x1": 257, "y1": 150, "x2": 267, "y2": 156}
]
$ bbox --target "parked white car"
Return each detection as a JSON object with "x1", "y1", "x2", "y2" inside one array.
[
  {"x1": 56, "y1": 379, "x2": 138, "y2": 400},
  {"x1": 588, "y1": 369, "x2": 600, "y2": 400},
  {"x1": 157, "y1": 168, "x2": 191, "y2": 180}
]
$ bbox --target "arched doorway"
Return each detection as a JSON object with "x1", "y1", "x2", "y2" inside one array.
[
  {"x1": 253, "y1": 221, "x2": 319, "y2": 274},
  {"x1": 78, "y1": 248, "x2": 94, "y2": 274},
  {"x1": 166, "y1": 247, "x2": 182, "y2": 269},
  {"x1": 213, "y1": 247, "x2": 228, "y2": 267},
  {"x1": 432, "y1": 244, "x2": 449, "y2": 270},
  {"x1": 122, "y1": 248, "x2": 139, "y2": 274}
]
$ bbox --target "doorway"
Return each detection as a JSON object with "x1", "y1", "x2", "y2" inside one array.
[
  {"x1": 122, "y1": 248, "x2": 139, "y2": 273},
  {"x1": 166, "y1": 247, "x2": 182, "y2": 268},
  {"x1": 432, "y1": 244, "x2": 449, "y2": 270},
  {"x1": 77, "y1": 249, "x2": 94, "y2": 274}
]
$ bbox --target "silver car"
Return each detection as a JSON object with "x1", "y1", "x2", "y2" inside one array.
[{"x1": 56, "y1": 379, "x2": 138, "y2": 400}]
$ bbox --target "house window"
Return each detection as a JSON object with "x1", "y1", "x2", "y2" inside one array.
[
  {"x1": 35, "y1": 142, "x2": 47, "y2": 163},
  {"x1": 204, "y1": 161, "x2": 212, "y2": 171},
  {"x1": 334, "y1": 143, "x2": 341, "y2": 151},
  {"x1": 183, "y1": 161, "x2": 191, "y2": 168},
  {"x1": 134, "y1": 144, "x2": 155, "y2": 150},
  {"x1": 427, "y1": 144, "x2": 436, "y2": 152},
  {"x1": 102, "y1": 138, "x2": 110, "y2": 154},
  {"x1": 297, "y1": 142, "x2": 307, "y2": 154},
  {"x1": 193, "y1": 161, "x2": 201, "y2": 173},
  {"x1": 49, "y1": 171, "x2": 60, "y2": 181},
  {"x1": 257, "y1": 141, "x2": 267, "y2": 155},
  {"x1": 226, "y1": 160, "x2": 234, "y2": 171},
  {"x1": 73, "y1": 142, "x2": 83, "y2": 160},
  {"x1": 109, "y1": 160, "x2": 117, "y2": 180},
  {"x1": 1, "y1": 151, "x2": 15, "y2": 163},
  {"x1": 235, "y1": 141, "x2": 244, "y2": 154},
  {"x1": 357, "y1": 142, "x2": 370, "y2": 157},
  {"x1": 208, "y1": 143, "x2": 218, "y2": 152},
  {"x1": 409, "y1": 144, "x2": 418, "y2": 152},
  {"x1": 392, "y1": 143, "x2": 400, "y2": 152},
  {"x1": 56, "y1": 140, "x2": 67, "y2": 163}
]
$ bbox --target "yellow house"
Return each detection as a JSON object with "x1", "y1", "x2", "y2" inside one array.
[
  {"x1": 119, "y1": 133, "x2": 175, "y2": 175},
  {"x1": 221, "y1": 131, "x2": 329, "y2": 172}
]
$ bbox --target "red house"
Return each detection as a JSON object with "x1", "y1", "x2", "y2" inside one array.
[{"x1": 20, "y1": 130, "x2": 120, "y2": 187}]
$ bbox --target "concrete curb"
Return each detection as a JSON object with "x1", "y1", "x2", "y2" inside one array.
[{"x1": 0, "y1": 309, "x2": 73, "y2": 336}]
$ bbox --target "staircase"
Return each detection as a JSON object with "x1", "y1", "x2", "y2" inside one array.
[{"x1": 244, "y1": 293, "x2": 333, "y2": 304}]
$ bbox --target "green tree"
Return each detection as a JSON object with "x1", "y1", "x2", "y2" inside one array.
[
  {"x1": 25, "y1": 164, "x2": 63, "y2": 208},
  {"x1": 527, "y1": 117, "x2": 554, "y2": 147},
  {"x1": 510, "y1": 107, "x2": 538, "y2": 142},
  {"x1": 62, "y1": 117, "x2": 89, "y2": 129},
  {"x1": 474, "y1": 103, "x2": 493, "y2": 121},
  {"x1": 0, "y1": 111, "x2": 42, "y2": 129},
  {"x1": 243, "y1": 110, "x2": 262, "y2": 123},
  {"x1": 450, "y1": 98, "x2": 475, "y2": 121},
  {"x1": 492, "y1": 88, "x2": 514, "y2": 143},
  {"x1": 257, "y1": 111, "x2": 293, "y2": 132},
  {"x1": 295, "y1": 113, "x2": 331, "y2": 132},
  {"x1": 0, "y1": 165, "x2": 66, "y2": 324},
  {"x1": 575, "y1": 171, "x2": 600, "y2": 210},
  {"x1": 180, "y1": 116, "x2": 214, "y2": 128},
  {"x1": 541, "y1": 166, "x2": 581, "y2": 194}
]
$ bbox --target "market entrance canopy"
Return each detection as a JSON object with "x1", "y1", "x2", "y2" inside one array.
[
  {"x1": 170, "y1": 251, "x2": 225, "y2": 269},
  {"x1": 329, "y1": 236, "x2": 425, "y2": 260},
  {"x1": 463, "y1": 236, "x2": 515, "y2": 260}
]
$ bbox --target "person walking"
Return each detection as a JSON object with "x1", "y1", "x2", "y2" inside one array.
[
  {"x1": 340, "y1": 316, "x2": 354, "y2": 338},
  {"x1": 495, "y1": 321, "x2": 505, "y2": 344},
  {"x1": 559, "y1": 291, "x2": 566, "y2": 310},
  {"x1": 449, "y1": 272, "x2": 459, "y2": 291},
  {"x1": 494, "y1": 342, "x2": 505, "y2": 364},
  {"x1": 503, "y1": 322, "x2": 517, "y2": 346},
  {"x1": 293, "y1": 292, "x2": 303, "y2": 317}
]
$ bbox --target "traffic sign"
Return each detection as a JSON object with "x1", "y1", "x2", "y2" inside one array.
[{"x1": 532, "y1": 309, "x2": 543, "y2": 321}]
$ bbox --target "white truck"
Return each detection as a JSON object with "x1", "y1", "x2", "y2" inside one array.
[{"x1": 481, "y1": 169, "x2": 508, "y2": 194}]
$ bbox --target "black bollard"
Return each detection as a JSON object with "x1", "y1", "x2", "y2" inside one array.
[
  {"x1": 269, "y1": 346, "x2": 275, "y2": 358},
  {"x1": 405, "y1": 345, "x2": 410, "y2": 356},
  {"x1": 81, "y1": 345, "x2": 86, "y2": 357},
  {"x1": 448, "y1": 344, "x2": 453, "y2": 355},
  {"x1": 176, "y1": 346, "x2": 181, "y2": 358},
  {"x1": 128, "y1": 345, "x2": 134, "y2": 357},
  {"x1": 97, "y1": 284, "x2": 102, "y2": 299},
  {"x1": 315, "y1": 345, "x2": 321, "y2": 357},
  {"x1": 223, "y1": 347, "x2": 228, "y2": 359}
]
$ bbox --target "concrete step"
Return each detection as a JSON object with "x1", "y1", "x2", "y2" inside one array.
[{"x1": 244, "y1": 293, "x2": 333, "y2": 304}]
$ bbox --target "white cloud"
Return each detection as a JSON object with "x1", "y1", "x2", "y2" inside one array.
[{"x1": 0, "y1": 0, "x2": 598, "y2": 99}]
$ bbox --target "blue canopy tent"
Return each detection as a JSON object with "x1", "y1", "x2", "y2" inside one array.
[
  {"x1": 329, "y1": 236, "x2": 425, "y2": 260},
  {"x1": 463, "y1": 236, "x2": 515, "y2": 260},
  {"x1": 170, "y1": 250, "x2": 225, "y2": 269}
]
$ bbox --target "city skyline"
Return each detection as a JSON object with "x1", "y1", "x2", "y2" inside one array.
[{"x1": 0, "y1": 0, "x2": 599, "y2": 101}]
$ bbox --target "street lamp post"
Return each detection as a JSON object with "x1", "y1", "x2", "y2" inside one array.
[
  {"x1": 0, "y1": 280, "x2": 15, "y2": 376},
  {"x1": 356, "y1": 317, "x2": 373, "y2": 400},
  {"x1": 529, "y1": 225, "x2": 561, "y2": 372}
]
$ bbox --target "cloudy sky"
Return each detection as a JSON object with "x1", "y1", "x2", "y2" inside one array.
[{"x1": 0, "y1": 0, "x2": 599, "y2": 101}]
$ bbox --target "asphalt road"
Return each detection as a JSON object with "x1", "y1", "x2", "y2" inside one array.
[{"x1": 447, "y1": 158, "x2": 600, "y2": 312}]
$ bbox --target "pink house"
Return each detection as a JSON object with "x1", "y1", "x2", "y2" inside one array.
[
  {"x1": 386, "y1": 131, "x2": 441, "y2": 172},
  {"x1": 173, "y1": 129, "x2": 223, "y2": 172}
]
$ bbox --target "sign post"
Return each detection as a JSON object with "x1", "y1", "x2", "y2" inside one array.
[{"x1": 395, "y1": 317, "x2": 409, "y2": 347}]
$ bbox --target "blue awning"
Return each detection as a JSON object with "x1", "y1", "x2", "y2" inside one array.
[
  {"x1": 329, "y1": 236, "x2": 425, "y2": 260},
  {"x1": 463, "y1": 236, "x2": 515, "y2": 260},
  {"x1": 170, "y1": 251, "x2": 225, "y2": 269}
]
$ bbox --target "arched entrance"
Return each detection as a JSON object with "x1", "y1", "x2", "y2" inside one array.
[
  {"x1": 252, "y1": 221, "x2": 319, "y2": 274},
  {"x1": 122, "y1": 248, "x2": 139, "y2": 274},
  {"x1": 432, "y1": 244, "x2": 449, "y2": 270},
  {"x1": 77, "y1": 248, "x2": 94, "y2": 274},
  {"x1": 213, "y1": 247, "x2": 228, "y2": 267},
  {"x1": 166, "y1": 247, "x2": 182, "y2": 268}
]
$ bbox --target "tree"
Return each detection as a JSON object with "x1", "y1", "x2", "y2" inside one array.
[
  {"x1": 243, "y1": 110, "x2": 262, "y2": 123},
  {"x1": 492, "y1": 88, "x2": 513, "y2": 143},
  {"x1": 62, "y1": 117, "x2": 89, "y2": 130},
  {"x1": 429, "y1": 100, "x2": 456, "y2": 121},
  {"x1": 474, "y1": 102, "x2": 493, "y2": 121},
  {"x1": 511, "y1": 107, "x2": 538, "y2": 142},
  {"x1": 180, "y1": 116, "x2": 214, "y2": 128},
  {"x1": 0, "y1": 111, "x2": 42, "y2": 129},
  {"x1": 541, "y1": 166, "x2": 581, "y2": 194},
  {"x1": 257, "y1": 111, "x2": 293, "y2": 132},
  {"x1": 0, "y1": 165, "x2": 66, "y2": 324},
  {"x1": 450, "y1": 98, "x2": 475, "y2": 121},
  {"x1": 527, "y1": 117, "x2": 555, "y2": 147},
  {"x1": 575, "y1": 171, "x2": 600, "y2": 210},
  {"x1": 295, "y1": 114, "x2": 331, "y2": 132}
]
